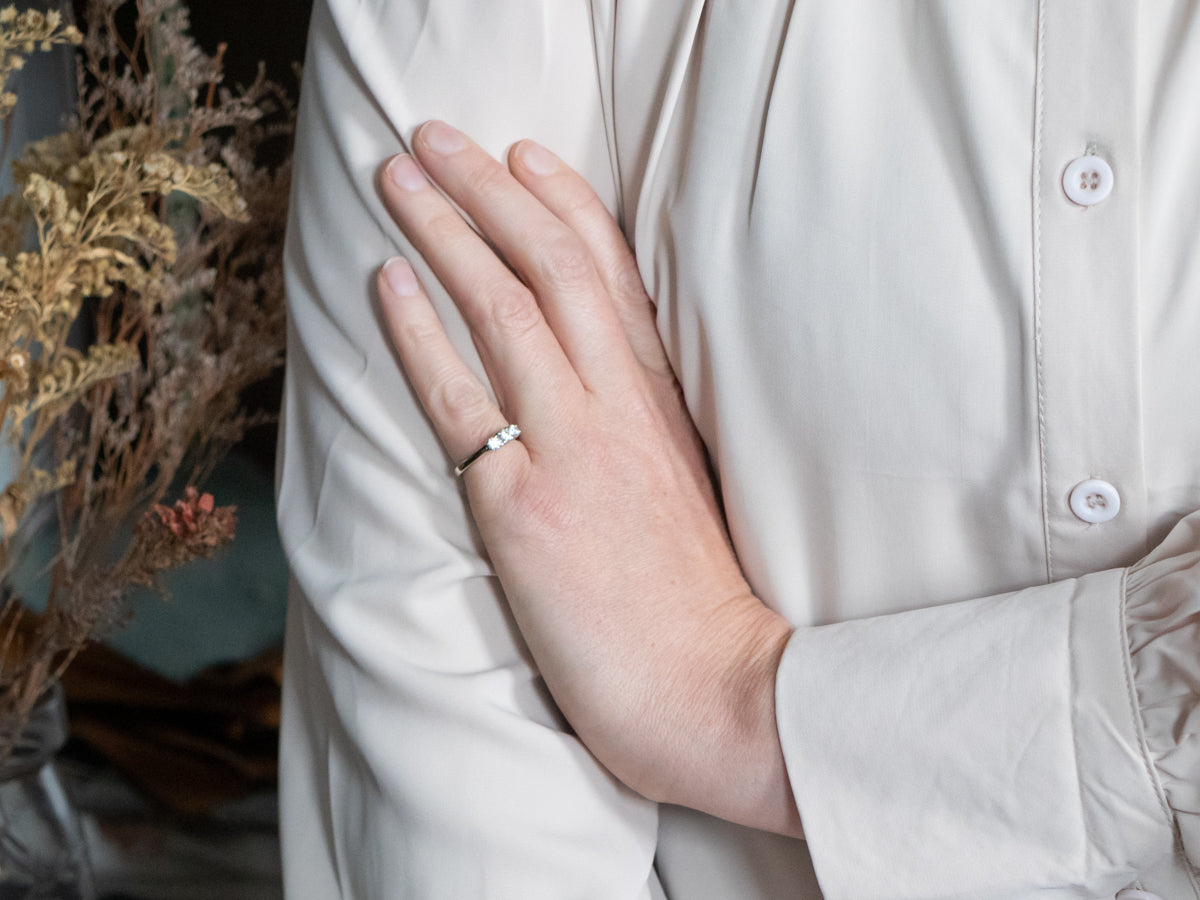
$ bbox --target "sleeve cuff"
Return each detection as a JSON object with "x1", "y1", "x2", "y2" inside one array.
[
  {"x1": 776, "y1": 567, "x2": 1187, "y2": 899},
  {"x1": 1125, "y1": 511, "x2": 1200, "y2": 873}
]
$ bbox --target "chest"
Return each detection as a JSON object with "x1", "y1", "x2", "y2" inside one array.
[{"x1": 622, "y1": 0, "x2": 1200, "y2": 611}]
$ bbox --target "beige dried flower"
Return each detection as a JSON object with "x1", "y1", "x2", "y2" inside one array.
[
  {"x1": 0, "y1": 4, "x2": 81, "y2": 116},
  {"x1": 0, "y1": 461, "x2": 76, "y2": 538},
  {"x1": 0, "y1": 0, "x2": 293, "y2": 760}
]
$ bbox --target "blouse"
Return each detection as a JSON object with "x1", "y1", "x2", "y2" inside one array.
[{"x1": 277, "y1": 1, "x2": 1200, "y2": 896}]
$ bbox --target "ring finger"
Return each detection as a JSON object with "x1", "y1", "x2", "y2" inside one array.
[{"x1": 377, "y1": 256, "x2": 529, "y2": 485}]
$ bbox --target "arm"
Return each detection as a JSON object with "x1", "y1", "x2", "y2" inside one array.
[
  {"x1": 375, "y1": 127, "x2": 1200, "y2": 898},
  {"x1": 777, "y1": 520, "x2": 1200, "y2": 898},
  {"x1": 376, "y1": 125, "x2": 799, "y2": 837},
  {"x1": 277, "y1": 2, "x2": 668, "y2": 896}
]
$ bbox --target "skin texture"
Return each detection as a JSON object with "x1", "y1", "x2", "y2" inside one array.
[{"x1": 375, "y1": 120, "x2": 802, "y2": 838}]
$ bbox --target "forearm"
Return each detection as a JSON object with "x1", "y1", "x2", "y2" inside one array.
[
  {"x1": 775, "y1": 511, "x2": 1200, "y2": 898},
  {"x1": 279, "y1": 3, "x2": 667, "y2": 895}
]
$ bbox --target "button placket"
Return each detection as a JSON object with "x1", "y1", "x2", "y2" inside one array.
[{"x1": 1032, "y1": 0, "x2": 1145, "y2": 576}]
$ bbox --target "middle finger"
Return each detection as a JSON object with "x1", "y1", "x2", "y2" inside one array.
[{"x1": 409, "y1": 121, "x2": 638, "y2": 388}]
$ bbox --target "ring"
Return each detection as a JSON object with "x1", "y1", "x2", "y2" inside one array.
[{"x1": 454, "y1": 424, "x2": 521, "y2": 477}]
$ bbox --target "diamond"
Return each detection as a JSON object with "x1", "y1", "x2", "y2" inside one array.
[{"x1": 486, "y1": 424, "x2": 520, "y2": 451}]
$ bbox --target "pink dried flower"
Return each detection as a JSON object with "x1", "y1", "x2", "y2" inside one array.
[{"x1": 136, "y1": 487, "x2": 236, "y2": 571}]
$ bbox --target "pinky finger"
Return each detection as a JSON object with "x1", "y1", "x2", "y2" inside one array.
[{"x1": 378, "y1": 257, "x2": 528, "y2": 483}]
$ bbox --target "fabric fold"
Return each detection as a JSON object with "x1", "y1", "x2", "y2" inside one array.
[{"x1": 1126, "y1": 512, "x2": 1200, "y2": 871}]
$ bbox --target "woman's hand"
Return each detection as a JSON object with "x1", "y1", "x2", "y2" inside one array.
[{"x1": 376, "y1": 120, "x2": 801, "y2": 837}]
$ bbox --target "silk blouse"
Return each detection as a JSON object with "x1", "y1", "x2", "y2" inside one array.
[{"x1": 277, "y1": 1, "x2": 1200, "y2": 897}]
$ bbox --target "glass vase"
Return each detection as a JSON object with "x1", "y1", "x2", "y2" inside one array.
[{"x1": 0, "y1": 682, "x2": 94, "y2": 899}]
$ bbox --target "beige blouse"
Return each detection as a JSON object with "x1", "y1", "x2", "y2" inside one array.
[{"x1": 277, "y1": 0, "x2": 1200, "y2": 897}]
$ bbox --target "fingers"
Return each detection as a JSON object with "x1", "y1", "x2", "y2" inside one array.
[
  {"x1": 506, "y1": 140, "x2": 674, "y2": 379},
  {"x1": 390, "y1": 121, "x2": 637, "y2": 387},
  {"x1": 377, "y1": 256, "x2": 528, "y2": 483},
  {"x1": 376, "y1": 121, "x2": 674, "y2": 481},
  {"x1": 381, "y1": 152, "x2": 579, "y2": 424}
]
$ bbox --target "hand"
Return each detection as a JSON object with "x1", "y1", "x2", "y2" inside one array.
[{"x1": 376, "y1": 120, "x2": 801, "y2": 837}]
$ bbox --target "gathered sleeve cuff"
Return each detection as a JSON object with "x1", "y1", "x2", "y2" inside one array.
[
  {"x1": 1126, "y1": 512, "x2": 1200, "y2": 872},
  {"x1": 775, "y1": 513, "x2": 1200, "y2": 899}
]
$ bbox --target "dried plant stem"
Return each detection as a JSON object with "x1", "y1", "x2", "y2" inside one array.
[{"x1": 0, "y1": 0, "x2": 292, "y2": 758}]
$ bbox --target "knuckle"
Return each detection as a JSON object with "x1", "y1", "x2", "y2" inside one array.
[
  {"x1": 562, "y1": 184, "x2": 601, "y2": 222},
  {"x1": 421, "y1": 207, "x2": 467, "y2": 249},
  {"x1": 396, "y1": 313, "x2": 441, "y2": 351},
  {"x1": 610, "y1": 257, "x2": 649, "y2": 305},
  {"x1": 487, "y1": 282, "x2": 541, "y2": 336},
  {"x1": 429, "y1": 370, "x2": 489, "y2": 423},
  {"x1": 537, "y1": 234, "x2": 593, "y2": 289},
  {"x1": 460, "y1": 159, "x2": 510, "y2": 200}
]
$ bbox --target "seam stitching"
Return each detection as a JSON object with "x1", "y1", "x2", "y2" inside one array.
[{"x1": 1032, "y1": 0, "x2": 1054, "y2": 583}]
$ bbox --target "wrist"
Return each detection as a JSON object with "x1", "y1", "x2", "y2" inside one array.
[{"x1": 645, "y1": 599, "x2": 802, "y2": 837}]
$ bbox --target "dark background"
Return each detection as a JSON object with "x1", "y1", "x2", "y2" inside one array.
[
  {"x1": 68, "y1": 0, "x2": 315, "y2": 89},
  {"x1": 197, "y1": 0, "x2": 317, "y2": 466},
  {"x1": 183, "y1": 0, "x2": 313, "y2": 90}
]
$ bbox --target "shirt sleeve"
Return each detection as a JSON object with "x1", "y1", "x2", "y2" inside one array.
[
  {"x1": 276, "y1": 1, "x2": 666, "y2": 896},
  {"x1": 1126, "y1": 512, "x2": 1200, "y2": 874},
  {"x1": 776, "y1": 510, "x2": 1200, "y2": 900}
]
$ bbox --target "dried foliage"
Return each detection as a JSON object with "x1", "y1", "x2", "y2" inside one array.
[
  {"x1": 0, "y1": 0, "x2": 292, "y2": 756},
  {"x1": 0, "y1": 6, "x2": 82, "y2": 118}
]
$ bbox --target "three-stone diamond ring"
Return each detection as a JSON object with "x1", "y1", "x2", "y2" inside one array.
[{"x1": 453, "y1": 424, "x2": 522, "y2": 477}]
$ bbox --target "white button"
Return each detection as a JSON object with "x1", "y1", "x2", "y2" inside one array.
[
  {"x1": 1063, "y1": 154, "x2": 1114, "y2": 206},
  {"x1": 1069, "y1": 479, "x2": 1120, "y2": 524},
  {"x1": 1115, "y1": 890, "x2": 1163, "y2": 900}
]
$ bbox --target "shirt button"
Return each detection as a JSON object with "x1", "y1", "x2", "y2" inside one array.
[
  {"x1": 1062, "y1": 154, "x2": 1114, "y2": 206},
  {"x1": 1115, "y1": 891, "x2": 1163, "y2": 900},
  {"x1": 1069, "y1": 479, "x2": 1121, "y2": 524}
]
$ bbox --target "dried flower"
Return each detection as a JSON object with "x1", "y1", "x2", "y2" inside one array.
[
  {"x1": 0, "y1": 0, "x2": 293, "y2": 760},
  {"x1": 0, "y1": 5, "x2": 81, "y2": 117},
  {"x1": 126, "y1": 487, "x2": 236, "y2": 589}
]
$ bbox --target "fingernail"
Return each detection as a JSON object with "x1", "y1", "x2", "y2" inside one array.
[
  {"x1": 386, "y1": 154, "x2": 426, "y2": 191},
  {"x1": 517, "y1": 140, "x2": 558, "y2": 175},
  {"x1": 420, "y1": 120, "x2": 467, "y2": 155},
  {"x1": 382, "y1": 257, "x2": 419, "y2": 296}
]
